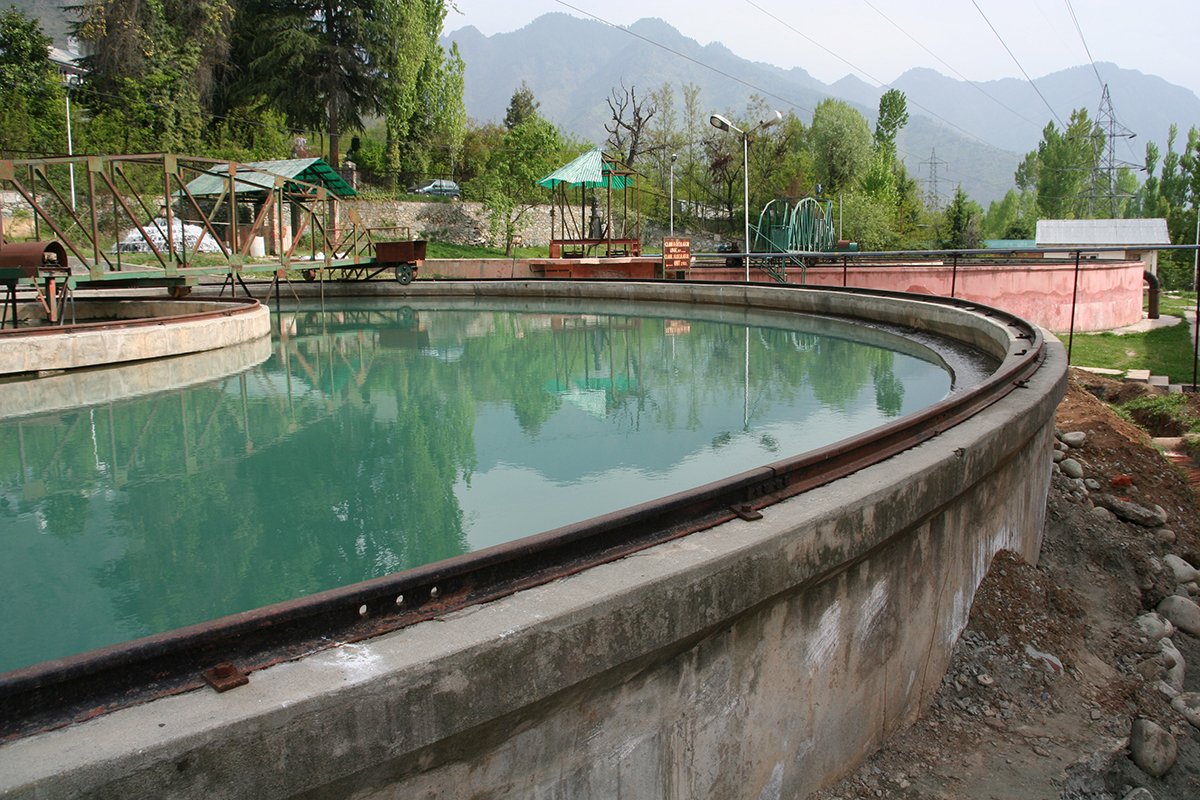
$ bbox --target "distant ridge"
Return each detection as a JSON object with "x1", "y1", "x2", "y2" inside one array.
[
  {"x1": 13, "y1": 0, "x2": 1198, "y2": 205},
  {"x1": 445, "y1": 14, "x2": 1200, "y2": 205}
]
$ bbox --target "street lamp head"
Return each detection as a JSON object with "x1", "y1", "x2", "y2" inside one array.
[
  {"x1": 758, "y1": 109, "x2": 783, "y2": 129},
  {"x1": 671, "y1": 153, "x2": 678, "y2": 163},
  {"x1": 710, "y1": 113, "x2": 739, "y2": 134}
]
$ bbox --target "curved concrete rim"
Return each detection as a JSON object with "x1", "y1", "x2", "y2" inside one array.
[
  {"x1": 0, "y1": 280, "x2": 1067, "y2": 800},
  {"x1": 0, "y1": 297, "x2": 271, "y2": 376}
]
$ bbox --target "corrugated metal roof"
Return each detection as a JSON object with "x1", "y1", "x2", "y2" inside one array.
[
  {"x1": 180, "y1": 158, "x2": 357, "y2": 198},
  {"x1": 538, "y1": 148, "x2": 632, "y2": 189},
  {"x1": 1035, "y1": 218, "x2": 1169, "y2": 246}
]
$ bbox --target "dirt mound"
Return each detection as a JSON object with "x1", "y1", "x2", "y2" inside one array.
[{"x1": 807, "y1": 369, "x2": 1200, "y2": 799}]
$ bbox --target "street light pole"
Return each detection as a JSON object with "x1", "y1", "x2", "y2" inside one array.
[
  {"x1": 669, "y1": 153, "x2": 677, "y2": 236},
  {"x1": 741, "y1": 133, "x2": 750, "y2": 281},
  {"x1": 710, "y1": 110, "x2": 782, "y2": 282},
  {"x1": 64, "y1": 76, "x2": 78, "y2": 212}
]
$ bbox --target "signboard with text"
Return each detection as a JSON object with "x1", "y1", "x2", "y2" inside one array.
[{"x1": 662, "y1": 238, "x2": 691, "y2": 275}]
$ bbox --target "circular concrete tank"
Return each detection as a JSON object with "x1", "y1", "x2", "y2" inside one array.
[
  {"x1": 0, "y1": 281, "x2": 1067, "y2": 800},
  {"x1": 0, "y1": 296, "x2": 271, "y2": 376}
]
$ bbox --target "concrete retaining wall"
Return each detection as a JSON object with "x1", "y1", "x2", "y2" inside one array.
[
  {"x1": 0, "y1": 282, "x2": 1067, "y2": 800},
  {"x1": 342, "y1": 200, "x2": 549, "y2": 248},
  {"x1": 0, "y1": 299, "x2": 272, "y2": 376}
]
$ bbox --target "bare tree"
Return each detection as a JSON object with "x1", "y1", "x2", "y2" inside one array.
[{"x1": 605, "y1": 81, "x2": 658, "y2": 167}]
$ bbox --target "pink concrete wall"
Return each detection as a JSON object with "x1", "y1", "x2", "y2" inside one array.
[
  {"x1": 689, "y1": 259, "x2": 1145, "y2": 332},
  {"x1": 418, "y1": 258, "x2": 1146, "y2": 333}
]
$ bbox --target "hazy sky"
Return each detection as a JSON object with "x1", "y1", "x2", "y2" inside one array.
[{"x1": 446, "y1": 0, "x2": 1199, "y2": 98}]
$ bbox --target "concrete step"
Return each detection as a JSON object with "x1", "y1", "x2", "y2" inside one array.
[
  {"x1": 1148, "y1": 375, "x2": 1170, "y2": 387},
  {"x1": 1126, "y1": 369, "x2": 1151, "y2": 383},
  {"x1": 1076, "y1": 366, "x2": 1125, "y2": 377}
]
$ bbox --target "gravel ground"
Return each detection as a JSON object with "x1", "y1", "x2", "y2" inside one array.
[{"x1": 805, "y1": 369, "x2": 1200, "y2": 800}]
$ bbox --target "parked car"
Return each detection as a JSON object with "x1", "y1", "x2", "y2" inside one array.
[{"x1": 407, "y1": 179, "x2": 461, "y2": 199}]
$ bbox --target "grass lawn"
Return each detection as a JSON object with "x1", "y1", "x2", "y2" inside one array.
[
  {"x1": 1066, "y1": 312, "x2": 1199, "y2": 384},
  {"x1": 1159, "y1": 291, "x2": 1197, "y2": 317}
]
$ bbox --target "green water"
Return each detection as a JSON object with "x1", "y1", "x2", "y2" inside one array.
[{"x1": 0, "y1": 299, "x2": 984, "y2": 673}]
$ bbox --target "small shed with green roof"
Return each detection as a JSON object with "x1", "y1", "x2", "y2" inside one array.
[
  {"x1": 180, "y1": 158, "x2": 357, "y2": 199},
  {"x1": 538, "y1": 148, "x2": 642, "y2": 258}
]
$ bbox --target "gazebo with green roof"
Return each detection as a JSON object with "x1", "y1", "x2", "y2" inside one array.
[{"x1": 538, "y1": 148, "x2": 642, "y2": 258}]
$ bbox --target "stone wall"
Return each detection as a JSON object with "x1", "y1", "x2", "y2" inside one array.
[
  {"x1": 341, "y1": 199, "x2": 730, "y2": 252},
  {"x1": 342, "y1": 200, "x2": 553, "y2": 249},
  {"x1": 0, "y1": 190, "x2": 36, "y2": 239}
]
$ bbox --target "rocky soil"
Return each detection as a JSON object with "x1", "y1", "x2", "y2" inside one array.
[{"x1": 806, "y1": 369, "x2": 1200, "y2": 800}]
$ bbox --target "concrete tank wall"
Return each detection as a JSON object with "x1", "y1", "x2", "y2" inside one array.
[
  {"x1": 418, "y1": 258, "x2": 1144, "y2": 332},
  {"x1": 0, "y1": 299, "x2": 271, "y2": 376},
  {"x1": 0, "y1": 283, "x2": 1067, "y2": 800}
]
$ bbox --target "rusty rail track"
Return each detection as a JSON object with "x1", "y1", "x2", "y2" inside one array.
[{"x1": 0, "y1": 285, "x2": 1047, "y2": 740}]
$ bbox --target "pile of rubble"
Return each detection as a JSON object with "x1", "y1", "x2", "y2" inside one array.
[{"x1": 808, "y1": 370, "x2": 1200, "y2": 799}]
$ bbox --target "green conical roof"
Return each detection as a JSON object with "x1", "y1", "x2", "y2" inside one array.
[{"x1": 538, "y1": 148, "x2": 632, "y2": 189}]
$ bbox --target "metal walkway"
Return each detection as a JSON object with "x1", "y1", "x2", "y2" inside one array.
[{"x1": 0, "y1": 154, "x2": 422, "y2": 315}]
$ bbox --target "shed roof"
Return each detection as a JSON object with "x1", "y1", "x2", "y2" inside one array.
[
  {"x1": 1035, "y1": 219, "x2": 1169, "y2": 246},
  {"x1": 180, "y1": 158, "x2": 357, "y2": 198}
]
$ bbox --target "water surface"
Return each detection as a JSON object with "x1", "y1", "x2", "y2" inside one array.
[{"x1": 0, "y1": 298, "x2": 993, "y2": 672}]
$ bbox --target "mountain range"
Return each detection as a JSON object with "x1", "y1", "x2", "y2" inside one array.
[
  {"x1": 12, "y1": 0, "x2": 1199, "y2": 207},
  {"x1": 445, "y1": 13, "x2": 1200, "y2": 206}
]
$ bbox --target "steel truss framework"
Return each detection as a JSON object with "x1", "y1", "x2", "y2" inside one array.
[{"x1": 0, "y1": 153, "x2": 410, "y2": 294}]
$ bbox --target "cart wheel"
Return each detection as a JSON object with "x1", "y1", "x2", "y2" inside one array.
[
  {"x1": 168, "y1": 285, "x2": 192, "y2": 298},
  {"x1": 302, "y1": 269, "x2": 317, "y2": 281},
  {"x1": 395, "y1": 264, "x2": 414, "y2": 285}
]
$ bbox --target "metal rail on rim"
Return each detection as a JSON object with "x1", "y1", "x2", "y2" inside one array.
[{"x1": 0, "y1": 284, "x2": 1047, "y2": 740}]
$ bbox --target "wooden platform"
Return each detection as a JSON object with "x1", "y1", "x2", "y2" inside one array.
[{"x1": 527, "y1": 257, "x2": 662, "y2": 280}]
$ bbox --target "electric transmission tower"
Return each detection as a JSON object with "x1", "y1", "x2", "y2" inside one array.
[
  {"x1": 921, "y1": 148, "x2": 948, "y2": 212},
  {"x1": 1071, "y1": 84, "x2": 1140, "y2": 217}
]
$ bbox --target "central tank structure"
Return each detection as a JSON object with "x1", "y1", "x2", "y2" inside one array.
[{"x1": 0, "y1": 280, "x2": 1066, "y2": 800}]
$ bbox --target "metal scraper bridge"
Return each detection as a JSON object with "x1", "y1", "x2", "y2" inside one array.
[{"x1": 0, "y1": 153, "x2": 425, "y2": 322}]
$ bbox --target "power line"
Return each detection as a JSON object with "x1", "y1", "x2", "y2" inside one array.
[
  {"x1": 1061, "y1": 0, "x2": 1105, "y2": 91},
  {"x1": 857, "y1": 0, "x2": 1043, "y2": 131},
  {"x1": 740, "y1": 0, "x2": 1022, "y2": 164},
  {"x1": 736, "y1": 0, "x2": 1023, "y2": 198},
  {"x1": 1058, "y1": 0, "x2": 1142, "y2": 166},
  {"x1": 552, "y1": 0, "x2": 815, "y2": 116},
  {"x1": 969, "y1": 0, "x2": 1067, "y2": 130},
  {"x1": 553, "y1": 0, "x2": 1014, "y2": 195}
]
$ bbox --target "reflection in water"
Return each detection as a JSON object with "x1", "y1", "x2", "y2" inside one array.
[{"x1": 0, "y1": 302, "x2": 980, "y2": 673}]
